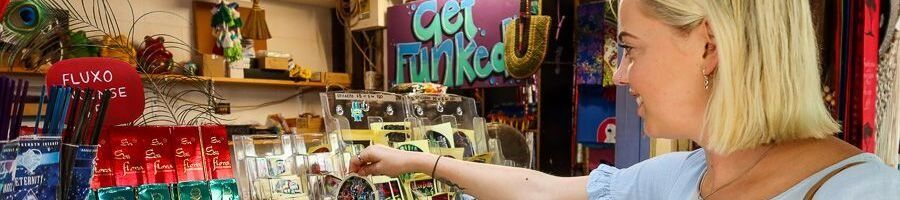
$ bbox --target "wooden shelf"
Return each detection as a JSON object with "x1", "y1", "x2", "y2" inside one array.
[
  {"x1": 0, "y1": 67, "x2": 45, "y2": 75},
  {"x1": 207, "y1": 76, "x2": 328, "y2": 87},
  {"x1": 1, "y1": 69, "x2": 348, "y2": 89}
]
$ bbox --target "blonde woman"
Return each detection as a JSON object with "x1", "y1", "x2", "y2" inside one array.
[{"x1": 349, "y1": 0, "x2": 900, "y2": 199}]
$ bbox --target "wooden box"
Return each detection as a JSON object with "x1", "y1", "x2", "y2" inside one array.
[
  {"x1": 324, "y1": 72, "x2": 351, "y2": 86},
  {"x1": 202, "y1": 54, "x2": 226, "y2": 77},
  {"x1": 257, "y1": 56, "x2": 290, "y2": 70}
]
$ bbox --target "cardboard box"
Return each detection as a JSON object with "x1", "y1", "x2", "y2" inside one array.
[
  {"x1": 202, "y1": 54, "x2": 226, "y2": 77},
  {"x1": 310, "y1": 72, "x2": 324, "y2": 82},
  {"x1": 324, "y1": 72, "x2": 351, "y2": 86},
  {"x1": 228, "y1": 67, "x2": 245, "y2": 79},
  {"x1": 257, "y1": 56, "x2": 290, "y2": 70}
]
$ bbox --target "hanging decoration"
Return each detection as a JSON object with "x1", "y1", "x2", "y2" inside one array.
[
  {"x1": 211, "y1": 0, "x2": 244, "y2": 62},
  {"x1": 242, "y1": 0, "x2": 271, "y2": 40},
  {"x1": 574, "y1": 2, "x2": 618, "y2": 86},
  {"x1": 503, "y1": 0, "x2": 550, "y2": 79},
  {"x1": 840, "y1": 0, "x2": 880, "y2": 152}
]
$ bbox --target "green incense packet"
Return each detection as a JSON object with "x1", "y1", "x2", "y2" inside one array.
[
  {"x1": 209, "y1": 179, "x2": 239, "y2": 200},
  {"x1": 97, "y1": 186, "x2": 136, "y2": 200},
  {"x1": 176, "y1": 181, "x2": 212, "y2": 200},
  {"x1": 138, "y1": 184, "x2": 174, "y2": 200}
]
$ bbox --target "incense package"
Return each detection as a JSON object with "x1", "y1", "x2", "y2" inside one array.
[
  {"x1": 209, "y1": 178, "x2": 239, "y2": 199},
  {"x1": 172, "y1": 127, "x2": 205, "y2": 181},
  {"x1": 175, "y1": 181, "x2": 211, "y2": 200},
  {"x1": 142, "y1": 126, "x2": 177, "y2": 184},
  {"x1": 110, "y1": 126, "x2": 146, "y2": 186},
  {"x1": 91, "y1": 129, "x2": 116, "y2": 189},
  {"x1": 138, "y1": 183, "x2": 174, "y2": 200},
  {"x1": 97, "y1": 186, "x2": 136, "y2": 200},
  {"x1": 201, "y1": 126, "x2": 233, "y2": 179},
  {"x1": 65, "y1": 145, "x2": 100, "y2": 200},
  {"x1": 0, "y1": 141, "x2": 17, "y2": 198},
  {"x1": 87, "y1": 189, "x2": 97, "y2": 200},
  {"x1": 12, "y1": 137, "x2": 61, "y2": 199}
]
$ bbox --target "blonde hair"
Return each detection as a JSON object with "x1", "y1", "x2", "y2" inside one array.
[{"x1": 640, "y1": 0, "x2": 840, "y2": 154}]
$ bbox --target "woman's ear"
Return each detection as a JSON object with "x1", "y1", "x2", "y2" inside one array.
[{"x1": 700, "y1": 20, "x2": 718, "y2": 75}]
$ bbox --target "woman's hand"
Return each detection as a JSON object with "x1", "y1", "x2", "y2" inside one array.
[{"x1": 349, "y1": 144, "x2": 435, "y2": 177}]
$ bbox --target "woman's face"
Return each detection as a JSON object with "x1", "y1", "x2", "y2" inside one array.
[{"x1": 614, "y1": 0, "x2": 718, "y2": 140}]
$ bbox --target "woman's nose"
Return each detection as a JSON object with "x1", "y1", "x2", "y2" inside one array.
[{"x1": 613, "y1": 61, "x2": 632, "y2": 86}]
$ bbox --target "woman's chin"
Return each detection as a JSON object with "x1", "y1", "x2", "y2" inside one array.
[{"x1": 642, "y1": 124, "x2": 657, "y2": 137}]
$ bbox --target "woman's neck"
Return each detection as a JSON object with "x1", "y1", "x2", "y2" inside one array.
[
  {"x1": 700, "y1": 143, "x2": 776, "y2": 197},
  {"x1": 697, "y1": 137, "x2": 864, "y2": 199}
]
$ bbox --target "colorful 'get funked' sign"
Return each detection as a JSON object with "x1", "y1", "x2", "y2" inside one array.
[{"x1": 46, "y1": 57, "x2": 145, "y2": 125}]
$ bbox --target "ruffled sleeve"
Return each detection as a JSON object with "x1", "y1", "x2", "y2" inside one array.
[
  {"x1": 584, "y1": 150, "x2": 703, "y2": 200},
  {"x1": 587, "y1": 164, "x2": 620, "y2": 199}
]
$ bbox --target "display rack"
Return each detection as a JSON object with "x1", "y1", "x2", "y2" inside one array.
[{"x1": 0, "y1": 69, "x2": 349, "y2": 89}]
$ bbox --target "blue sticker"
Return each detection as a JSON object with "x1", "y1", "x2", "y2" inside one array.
[{"x1": 351, "y1": 101, "x2": 365, "y2": 122}]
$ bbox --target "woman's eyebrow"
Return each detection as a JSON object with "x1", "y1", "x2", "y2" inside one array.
[{"x1": 617, "y1": 31, "x2": 638, "y2": 43}]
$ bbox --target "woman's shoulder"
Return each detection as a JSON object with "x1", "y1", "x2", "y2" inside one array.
[
  {"x1": 812, "y1": 154, "x2": 900, "y2": 198},
  {"x1": 777, "y1": 153, "x2": 900, "y2": 199}
]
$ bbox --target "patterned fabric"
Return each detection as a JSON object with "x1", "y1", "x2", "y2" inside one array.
[
  {"x1": 211, "y1": 1, "x2": 243, "y2": 62},
  {"x1": 575, "y1": 2, "x2": 617, "y2": 86},
  {"x1": 876, "y1": 21, "x2": 900, "y2": 167}
]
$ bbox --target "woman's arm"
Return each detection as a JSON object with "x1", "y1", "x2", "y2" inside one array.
[{"x1": 350, "y1": 145, "x2": 589, "y2": 200}]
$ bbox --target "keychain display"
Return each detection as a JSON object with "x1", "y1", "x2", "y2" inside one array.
[
  {"x1": 370, "y1": 122, "x2": 413, "y2": 147},
  {"x1": 335, "y1": 175, "x2": 378, "y2": 200},
  {"x1": 231, "y1": 134, "x2": 308, "y2": 199},
  {"x1": 404, "y1": 94, "x2": 488, "y2": 159},
  {"x1": 424, "y1": 123, "x2": 455, "y2": 148},
  {"x1": 403, "y1": 174, "x2": 437, "y2": 199},
  {"x1": 372, "y1": 176, "x2": 406, "y2": 200},
  {"x1": 393, "y1": 140, "x2": 430, "y2": 153},
  {"x1": 314, "y1": 90, "x2": 524, "y2": 200}
]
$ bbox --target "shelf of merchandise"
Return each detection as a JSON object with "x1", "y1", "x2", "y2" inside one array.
[{"x1": 0, "y1": 68, "x2": 348, "y2": 89}]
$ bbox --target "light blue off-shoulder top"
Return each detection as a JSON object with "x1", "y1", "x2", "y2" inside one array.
[{"x1": 587, "y1": 149, "x2": 900, "y2": 199}]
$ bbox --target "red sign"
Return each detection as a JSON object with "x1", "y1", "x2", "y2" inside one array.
[{"x1": 45, "y1": 58, "x2": 144, "y2": 125}]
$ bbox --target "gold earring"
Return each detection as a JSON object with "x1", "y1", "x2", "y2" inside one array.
[
  {"x1": 702, "y1": 67, "x2": 710, "y2": 90},
  {"x1": 704, "y1": 75, "x2": 710, "y2": 90}
]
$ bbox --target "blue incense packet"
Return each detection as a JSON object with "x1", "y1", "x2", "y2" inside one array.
[
  {"x1": 12, "y1": 137, "x2": 61, "y2": 199},
  {"x1": 66, "y1": 145, "x2": 100, "y2": 200},
  {"x1": 0, "y1": 141, "x2": 18, "y2": 199}
]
